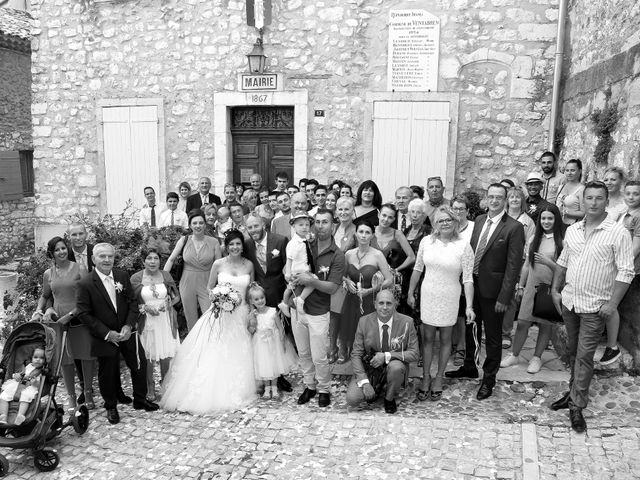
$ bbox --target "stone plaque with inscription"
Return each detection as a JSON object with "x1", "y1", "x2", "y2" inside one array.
[{"x1": 387, "y1": 9, "x2": 441, "y2": 92}]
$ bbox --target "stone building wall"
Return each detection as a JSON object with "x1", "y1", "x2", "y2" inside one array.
[
  {"x1": 29, "y1": 0, "x2": 558, "y2": 225},
  {"x1": 0, "y1": 41, "x2": 34, "y2": 260},
  {"x1": 560, "y1": 0, "x2": 640, "y2": 178}
]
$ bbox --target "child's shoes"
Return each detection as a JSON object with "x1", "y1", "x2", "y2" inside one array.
[
  {"x1": 270, "y1": 384, "x2": 280, "y2": 399},
  {"x1": 0, "y1": 414, "x2": 7, "y2": 424},
  {"x1": 278, "y1": 302, "x2": 291, "y2": 318},
  {"x1": 14, "y1": 414, "x2": 25, "y2": 425}
]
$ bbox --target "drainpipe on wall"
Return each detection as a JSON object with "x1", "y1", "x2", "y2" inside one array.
[{"x1": 548, "y1": 0, "x2": 569, "y2": 153}]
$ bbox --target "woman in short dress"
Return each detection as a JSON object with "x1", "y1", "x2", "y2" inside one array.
[
  {"x1": 131, "y1": 248, "x2": 181, "y2": 399},
  {"x1": 32, "y1": 236, "x2": 96, "y2": 410},
  {"x1": 164, "y1": 210, "x2": 222, "y2": 331},
  {"x1": 408, "y1": 206, "x2": 475, "y2": 402}
]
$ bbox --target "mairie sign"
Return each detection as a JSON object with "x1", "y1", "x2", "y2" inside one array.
[{"x1": 239, "y1": 73, "x2": 281, "y2": 91}]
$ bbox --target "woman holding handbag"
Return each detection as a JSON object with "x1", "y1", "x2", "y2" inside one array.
[
  {"x1": 501, "y1": 206, "x2": 564, "y2": 374},
  {"x1": 132, "y1": 248, "x2": 181, "y2": 401}
]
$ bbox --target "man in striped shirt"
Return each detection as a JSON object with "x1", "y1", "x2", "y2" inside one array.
[{"x1": 550, "y1": 181, "x2": 634, "y2": 433}]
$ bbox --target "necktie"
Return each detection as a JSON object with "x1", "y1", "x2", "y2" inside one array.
[
  {"x1": 257, "y1": 242, "x2": 267, "y2": 272},
  {"x1": 171, "y1": 210, "x2": 175, "y2": 226},
  {"x1": 103, "y1": 275, "x2": 117, "y2": 311},
  {"x1": 150, "y1": 206, "x2": 156, "y2": 227},
  {"x1": 303, "y1": 239, "x2": 315, "y2": 273},
  {"x1": 473, "y1": 218, "x2": 492, "y2": 275},
  {"x1": 401, "y1": 213, "x2": 407, "y2": 231},
  {"x1": 382, "y1": 324, "x2": 390, "y2": 352}
]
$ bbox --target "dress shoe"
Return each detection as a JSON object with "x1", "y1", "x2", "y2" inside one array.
[
  {"x1": 277, "y1": 375, "x2": 293, "y2": 393},
  {"x1": 318, "y1": 393, "x2": 330, "y2": 407},
  {"x1": 384, "y1": 399, "x2": 397, "y2": 414},
  {"x1": 133, "y1": 399, "x2": 160, "y2": 411},
  {"x1": 78, "y1": 391, "x2": 85, "y2": 404},
  {"x1": 569, "y1": 407, "x2": 586, "y2": 433},
  {"x1": 117, "y1": 392, "x2": 133, "y2": 404},
  {"x1": 297, "y1": 388, "x2": 317, "y2": 405},
  {"x1": 476, "y1": 383, "x2": 493, "y2": 400},
  {"x1": 106, "y1": 408, "x2": 120, "y2": 424},
  {"x1": 550, "y1": 391, "x2": 571, "y2": 411},
  {"x1": 445, "y1": 367, "x2": 479, "y2": 379}
]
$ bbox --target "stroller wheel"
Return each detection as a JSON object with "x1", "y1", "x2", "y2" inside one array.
[
  {"x1": 0, "y1": 454, "x2": 9, "y2": 477},
  {"x1": 33, "y1": 448, "x2": 59, "y2": 472},
  {"x1": 71, "y1": 405, "x2": 90, "y2": 434}
]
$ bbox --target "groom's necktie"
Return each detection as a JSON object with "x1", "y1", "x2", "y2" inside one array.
[
  {"x1": 381, "y1": 324, "x2": 390, "y2": 352},
  {"x1": 257, "y1": 242, "x2": 267, "y2": 273}
]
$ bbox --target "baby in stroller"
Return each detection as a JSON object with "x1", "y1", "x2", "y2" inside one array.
[{"x1": 0, "y1": 347, "x2": 46, "y2": 426}]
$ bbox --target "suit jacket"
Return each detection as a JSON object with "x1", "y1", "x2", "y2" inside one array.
[
  {"x1": 271, "y1": 212, "x2": 292, "y2": 239},
  {"x1": 68, "y1": 243, "x2": 94, "y2": 272},
  {"x1": 186, "y1": 192, "x2": 222, "y2": 212},
  {"x1": 351, "y1": 312, "x2": 419, "y2": 383},
  {"x1": 245, "y1": 233, "x2": 289, "y2": 307},
  {"x1": 76, "y1": 268, "x2": 139, "y2": 357},
  {"x1": 470, "y1": 213, "x2": 525, "y2": 304}
]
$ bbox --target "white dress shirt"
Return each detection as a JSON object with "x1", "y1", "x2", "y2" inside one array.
[
  {"x1": 478, "y1": 210, "x2": 505, "y2": 244},
  {"x1": 73, "y1": 246, "x2": 89, "y2": 272},
  {"x1": 95, "y1": 269, "x2": 117, "y2": 311},
  {"x1": 139, "y1": 202, "x2": 167, "y2": 227},
  {"x1": 158, "y1": 208, "x2": 188, "y2": 228},
  {"x1": 358, "y1": 316, "x2": 395, "y2": 387}
]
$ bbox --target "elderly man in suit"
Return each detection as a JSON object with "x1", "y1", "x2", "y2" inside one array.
[
  {"x1": 244, "y1": 213, "x2": 293, "y2": 392},
  {"x1": 446, "y1": 183, "x2": 525, "y2": 400},
  {"x1": 76, "y1": 243, "x2": 158, "y2": 424},
  {"x1": 186, "y1": 177, "x2": 221, "y2": 211},
  {"x1": 346, "y1": 289, "x2": 419, "y2": 414}
]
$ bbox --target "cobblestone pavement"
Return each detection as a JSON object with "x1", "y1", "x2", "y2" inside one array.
[{"x1": 2, "y1": 370, "x2": 640, "y2": 480}]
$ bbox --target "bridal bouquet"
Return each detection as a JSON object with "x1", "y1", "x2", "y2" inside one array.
[{"x1": 209, "y1": 283, "x2": 242, "y2": 316}]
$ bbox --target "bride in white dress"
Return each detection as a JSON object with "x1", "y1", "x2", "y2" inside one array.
[{"x1": 160, "y1": 230, "x2": 257, "y2": 414}]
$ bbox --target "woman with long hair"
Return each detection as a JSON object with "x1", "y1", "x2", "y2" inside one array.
[
  {"x1": 501, "y1": 206, "x2": 564, "y2": 374},
  {"x1": 32, "y1": 236, "x2": 95, "y2": 410},
  {"x1": 506, "y1": 187, "x2": 535, "y2": 240},
  {"x1": 164, "y1": 210, "x2": 222, "y2": 331},
  {"x1": 604, "y1": 166, "x2": 627, "y2": 221},
  {"x1": 353, "y1": 180, "x2": 383, "y2": 227},
  {"x1": 407, "y1": 207, "x2": 475, "y2": 401},
  {"x1": 556, "y1": 159, "x2": 585, "y2": 225}
]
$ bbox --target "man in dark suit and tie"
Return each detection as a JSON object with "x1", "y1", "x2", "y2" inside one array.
[
  {"x1": 244, "y1": 213, "x2": 293, "y2": 392},
  {"x1": 346, "y1": 289, "x2": 419, "y2": 414},
  {"x1": 185, "y1": 176, "x2": 221, "y2": 212},
  {"x1": 446, "y1": 183, "x2": 525, "y2": 400},
  {"x1": 76, "y1": 243, "x2": 159, "y2": 424},
  {"x1": 67, "y1": 223, "x2": 94, "y2": 273}
]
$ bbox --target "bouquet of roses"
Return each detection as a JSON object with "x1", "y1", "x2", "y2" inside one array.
[{"x1": 209, "y1": 283, "x2": 243, "y2": 316}]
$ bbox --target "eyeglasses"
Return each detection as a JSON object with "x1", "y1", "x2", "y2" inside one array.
[
  {"x1": 436, "y1": 218, "x2": 454, "y2": 225},
  {"x1": 451, "y1": 206, "x2": 467, "y2": 212}
]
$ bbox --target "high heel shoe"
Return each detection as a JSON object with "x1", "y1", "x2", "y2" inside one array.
[
  {"x1": 327, "y1": 347, "x2": 339, "y2": 364},
  {"x1": 81, "y1": 390, "x2": 95, "y2": 410}
]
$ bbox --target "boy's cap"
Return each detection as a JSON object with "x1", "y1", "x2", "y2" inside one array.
[{"x1": 289, "y1": 212, "x2": 315, "y2": 225}]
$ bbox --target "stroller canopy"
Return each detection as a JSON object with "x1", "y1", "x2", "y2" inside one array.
[{"x1": 1, "y1": 322, "x2": 57, "y2": 376}]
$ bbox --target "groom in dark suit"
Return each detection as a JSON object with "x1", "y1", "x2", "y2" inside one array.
[
  {"x1": 76, "y1": 243, "x2": 159, "y2": 424},
  {"x1": 446, "y1": 183, "x2": 525, "y2": 400},
  {"x1": 244, "y1": 213, "x2": 293, "y2": 392},
  {"x1": 346, "y1": 289, "x2": 419, "y2": 414}
]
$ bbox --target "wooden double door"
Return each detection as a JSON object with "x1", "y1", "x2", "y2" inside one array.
[{"x1": 231, "y1": 107, "x2": 294, "y2": 188}]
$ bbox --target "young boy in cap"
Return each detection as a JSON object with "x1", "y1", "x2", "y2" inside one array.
[{"x1": 278, "y1": 212, "x2": 317, "y2": 317}]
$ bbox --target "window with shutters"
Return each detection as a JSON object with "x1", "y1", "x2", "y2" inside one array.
[{"x1": 0, "y1": 150, "x2": 34, "y2": 201}]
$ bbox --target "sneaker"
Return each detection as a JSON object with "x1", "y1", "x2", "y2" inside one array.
[
  {"x1": 502, "y1": 336, "x2": 512, "y2": 349},
  {"x1": 599, "y1": 347, "x2": 621, "y2": 365},
  {"x1": 527, "y1": 356, "x2": 542, "y2": 374},
  {"x1": 500, "y1": 353, "x2": 520, "y2": 368}
]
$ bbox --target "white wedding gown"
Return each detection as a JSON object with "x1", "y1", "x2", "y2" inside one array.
[{"x1": 160, "y1": 273, "x2": 256, "y2": 414}]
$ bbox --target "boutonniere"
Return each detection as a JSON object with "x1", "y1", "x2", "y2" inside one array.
[
  {"x1": 319, "y1": 265, "x2": 330, "y2": 279},
  {"x1": 389, "y1": 324, "x2": 409, "y2": 360},
  {"x1": 114, "y1": 282, "x2": 123, "y2": 294},
  {"x1": 271, "y1": 249, "x2": 280, "y2": 258},
  {"x1": 528, "y1": 204, "x2": 537, "y2": 213}
]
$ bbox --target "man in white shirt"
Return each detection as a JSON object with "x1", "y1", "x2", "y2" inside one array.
[
  {"x1": 308, "y1": 184, "x2": 328, "y2": 216},
  {"x1": 67, "y1": 223, "x2": 93, "y2": 273},
  {"x1": 394, "y1": 186, "x2": 412, "y2": 231},
  {"x1": 345, "y1": 289, "x2": 419, "y2": 414},
  {"x1": 139, "y1": 186, "x2": 167, "y2": 227},
  {"x1": 158, "y1": 192, "x2": 188, "y2": 228}
]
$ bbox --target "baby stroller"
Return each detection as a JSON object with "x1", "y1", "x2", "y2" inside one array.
[{"x1": 0, "y1": 320, "x2": 89, "y2": 475}]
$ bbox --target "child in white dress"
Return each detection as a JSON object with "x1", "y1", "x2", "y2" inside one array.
[
  {"x1": 0, "y1": 347, "x2": 46, "y2": 425},
  {"x1": 248, "y1": 283, "x2": 298, "y2": 399},
  {"x1": 278, "y1": 214, "x2": 316, "y2": 317}
]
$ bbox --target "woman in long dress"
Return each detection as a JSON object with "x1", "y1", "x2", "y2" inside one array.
[
  {"x1": 408, "y1": 206, "x2": 475, "y2": 402},
  {"x1": 160, "y1": 230, "x2": 257, "y2": 414}
]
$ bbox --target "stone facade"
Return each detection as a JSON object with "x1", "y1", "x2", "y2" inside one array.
[
  {"x1": 28, "y1": 0, "x2": 559, "y2": 225},
  {"x1": 0, "y1": 8, "x2": 34, "y2": 260},
  {"x1": 560, "y1": 0, "x2": 640, "y2": 179}
]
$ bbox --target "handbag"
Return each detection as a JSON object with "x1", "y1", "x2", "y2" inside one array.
[
  {"x1": 170, "y1": 235, "x2": 189, "y2": 282},
  {"x1": 532, "y1": 283, "x2": 563, "y2": 322}
]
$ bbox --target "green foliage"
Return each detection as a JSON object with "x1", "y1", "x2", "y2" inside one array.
[
  {"x1": 591, "y1": 102, "x2": 619, "y2": 165},
  {"x1": 2, "y1": 206, "x2": 187, "y2": 339}
]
